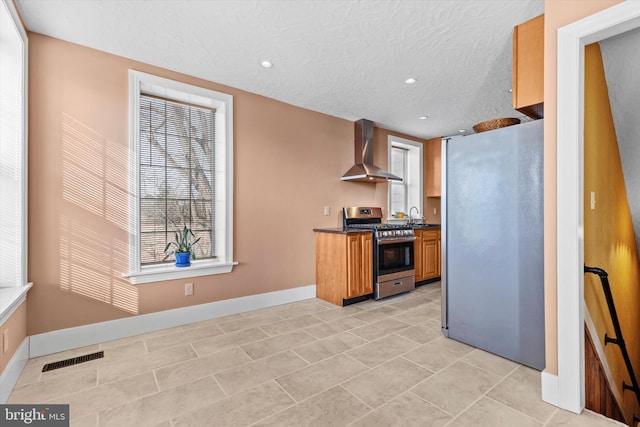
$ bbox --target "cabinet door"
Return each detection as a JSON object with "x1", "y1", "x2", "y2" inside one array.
[
  {"x1": 436, "y1": 234, "x2": 442, "y2": 277},
  {"x1": 360, "y1": 233, "x2": 373, "y2": 295},
  {"x1": 422, "y1": 239, "x2": 439, "y2": 279},
  {"x1": 513, "y1": 14, "x2": 544, "y2": 119},
  {"x1": 425, "y1": 137, "x2": 442, "y2": 197},
  {"x1": 347, "y1": 233, "x2": 373, "y2": 298},
  {"x1": 414, "y1": 231, "x2": 424, "y2": 282}
]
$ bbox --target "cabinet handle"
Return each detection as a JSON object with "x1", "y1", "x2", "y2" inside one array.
[{"x1": 394, "y1": 281, "x2": 403, "y2": 286}]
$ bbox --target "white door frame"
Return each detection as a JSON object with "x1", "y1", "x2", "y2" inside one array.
[{"x1": 555, "y1": 0, "x2": 640, "y2": 413}]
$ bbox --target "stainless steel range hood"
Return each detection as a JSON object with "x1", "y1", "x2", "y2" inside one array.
[{"x1": 341, "y1": 119, "x2": 402, "y2": 183}]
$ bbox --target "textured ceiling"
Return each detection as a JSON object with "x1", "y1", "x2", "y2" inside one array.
[{"x1": 15, "y1": 0, "x2": 544, "y2": 139}]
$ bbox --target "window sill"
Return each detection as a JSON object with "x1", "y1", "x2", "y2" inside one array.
[
  {"x1": 124, "y1": 261, "x2": 238, "y2": 285},
  {"x1": 0, "y1": 283, "x2": 32, "y2": 325}
]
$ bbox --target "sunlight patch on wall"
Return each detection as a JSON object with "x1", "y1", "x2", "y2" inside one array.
[
  {"x1": 106, "y1": 138, "x2": 129, "y2": 228},
  {"x1": 59, "y1": 215, "x2": 137, "y2": 314},
  {"x1": 62, "y1": 114, "x2": 129, "y2": 231},
  {"x1": 60, "y1": 113, "x2": 137, "y2": 314}
]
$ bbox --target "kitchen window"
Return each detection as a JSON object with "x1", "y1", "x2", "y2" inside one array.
[
  {"x1": 388, "y1": 137, "x2": 422, "y2": 218},
  {"x1": 389, "y1": 146, "x2": 408, "y2": 214},
  {"x1": 126, "y1": 70, "x2": 236, "y2": 284}
]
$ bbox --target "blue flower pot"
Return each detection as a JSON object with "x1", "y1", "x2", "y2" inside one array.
[{"x1": 175, "y1": 251, "x2": 191, "y2": 267}]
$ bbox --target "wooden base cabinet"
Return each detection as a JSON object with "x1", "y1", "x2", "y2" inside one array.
[
  {"x1": 315, "y1": 232, "x2": 373, "y2": 306},
  {"x1": 415, "y1": 229, "x2": 441, "y2": 282}
]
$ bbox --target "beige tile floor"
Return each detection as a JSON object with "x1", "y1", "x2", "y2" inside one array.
[{"x1": 9, "y1": 282, "x2": 626, "y2": 426}]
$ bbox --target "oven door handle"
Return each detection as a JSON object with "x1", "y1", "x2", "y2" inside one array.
[{"x1": 377, "y1": 237, "x2": 416, "y2": 245}]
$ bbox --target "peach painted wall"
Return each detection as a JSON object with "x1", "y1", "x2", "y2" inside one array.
[
  {"x1": 27, "y1": 33, "x2": 425, "y2": 335},
  {"x1": 543, "y1": 0, "x2": 623, "y2": 376},
  {"x1": 0, "y1": 302, "x2": 27, "y2": 374},
  {"x1": 583, "y1": 42, "x2": 640, "y2": 421}
]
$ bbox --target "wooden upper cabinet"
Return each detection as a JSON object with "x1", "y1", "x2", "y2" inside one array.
[
  {"x1": 425, "y1": 137, "x2": 442, "y2": 197},
  {"x1": 513, "y1": 14, "x2": 544, "y2": 119}
]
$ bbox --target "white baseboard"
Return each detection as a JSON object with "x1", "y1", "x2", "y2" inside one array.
[
  {"x1": 0, "y1": 337, "x2": 29, "y2": 403},
  {"x1": 30, "y1": 284, "x2": 316, "y2": 358},
  {"x1": 542, "y1": 369, "x2": 560, "y2": 407}
]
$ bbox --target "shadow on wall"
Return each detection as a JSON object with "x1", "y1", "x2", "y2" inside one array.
[{"x1": 60, "y1": 113, "x2": 138, "y2": 314}]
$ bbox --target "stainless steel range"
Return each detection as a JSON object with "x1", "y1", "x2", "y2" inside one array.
[{"x1": 343, "y1": 207, "x2": 416, "y2": 300}]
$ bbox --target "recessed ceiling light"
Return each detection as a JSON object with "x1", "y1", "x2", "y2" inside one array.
[
  {"x1": 405, "y1": 78, "x2": 417, "y2": 84},
  {"x1": 260, "y1": 60, "x2": 273, "y2": 68},
  {"x1": 458, "y1": 129, "x2": 466, "y2": 133},
  {"x1": 508, "y1": 88, "x2": 513, "y2": 93},
  {"x1": 419, "y1": 116, "x2": 428, "y2": 120}
]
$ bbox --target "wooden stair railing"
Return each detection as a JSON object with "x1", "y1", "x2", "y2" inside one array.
[{"x1": 585, "y1": 265, "x2": 640, "y2": 426}]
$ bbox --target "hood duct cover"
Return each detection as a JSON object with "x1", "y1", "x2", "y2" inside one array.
[{"x1": 341, "y1": 119, "x2": 403, "y2": 183}]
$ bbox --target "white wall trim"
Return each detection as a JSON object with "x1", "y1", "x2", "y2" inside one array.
[
  {"x1": 0, "y1": 337, "x2": 29, "y2": 403},
  {"x1": 0, "y1": 283, "x2": 31, "y2": 326},
  {"x1": 542, "y1": 369, "x2": 559, "y2": 407},
  {"x1": 30, "y1": 284, "x2": 316, "y2": 357},
  {"x1": 555, "y1": 0, "x2": 640, "y2": 414}
]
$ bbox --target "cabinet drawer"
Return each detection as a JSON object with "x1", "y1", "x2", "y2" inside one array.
[{"x1": 420, "y1": 230, "x2": 439, "y2": 240}]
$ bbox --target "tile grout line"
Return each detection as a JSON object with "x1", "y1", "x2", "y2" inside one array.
[{"x1": 484, "y1": 394, "x2": 546, "y2": 425}]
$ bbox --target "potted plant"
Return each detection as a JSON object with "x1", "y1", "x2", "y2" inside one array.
[{"x1": 164, "y1": 225, "x2": 201, "y2": 267}]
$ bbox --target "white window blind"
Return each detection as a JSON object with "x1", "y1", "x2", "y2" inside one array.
[
  {"x1": 139, "y1": 94, "x2": 215, "y2": 265},
  {"x1": 389, "y1": 146, "x2": 408, "y2": 214},
  {"x1": 0, "y1": 0, "x2": 28, "y2": 287}
]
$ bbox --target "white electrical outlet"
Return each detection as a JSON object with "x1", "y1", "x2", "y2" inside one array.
[
  {"x1": 434, "y1": 208, "x2": 437, "y2": 215},
  {"x1": 185, "y1": 283, "x2": 194, "y2": 296},
  {"x1": 590, "y1": 191, "x2": 596, "y2": 210},
  {"x1": 323, "y1": 205, "x2": 330, "y2": 216}
]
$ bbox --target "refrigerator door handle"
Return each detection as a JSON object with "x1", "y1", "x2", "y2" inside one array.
[{"x1": 441, "y1": 137, "x2": 449, "y2": 337}]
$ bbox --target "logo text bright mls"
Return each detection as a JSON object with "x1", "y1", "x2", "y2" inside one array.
[{"x1": 1, "y1": 405, "x2": 68, "y2": 426}]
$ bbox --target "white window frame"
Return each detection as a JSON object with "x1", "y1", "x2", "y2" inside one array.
[
  {"x1": 0, "y1": 0, "x2": 28, "y2": 289},
  {"x1": 0, "y1": 0, "x2": 31, "y2": 326},
  {"x1": 388, "y1": 136, "x2": 423, "y2": 219},
  {"x1": 125, "y1": 70, "x2": 236, "y2": 284}
]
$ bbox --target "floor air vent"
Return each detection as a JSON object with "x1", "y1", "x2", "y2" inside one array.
[{"x1": 42, "y1": 351, "x2": 104, "y2": 372}]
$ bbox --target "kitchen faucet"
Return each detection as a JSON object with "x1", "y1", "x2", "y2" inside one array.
[{"x1": 409, "y1": 206, "x2": 420, "y2": 223}]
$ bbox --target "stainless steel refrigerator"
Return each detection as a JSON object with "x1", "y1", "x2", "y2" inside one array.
[{"x1": 441, "y1": 119, "x2": 545, "y2": 370}]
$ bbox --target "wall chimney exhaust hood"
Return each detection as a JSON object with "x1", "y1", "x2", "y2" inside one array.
[{"x1": 341, "y1": 119, "x2": 402, "y2": 183}]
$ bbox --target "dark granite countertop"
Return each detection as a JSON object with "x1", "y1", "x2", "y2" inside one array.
[
  {"x1": 313, "y1": 224, "x2": 441, "y2": 234},
  {"x1": 313, "y1": 228, "x2": 373, "y2": 234},
  {"x1": 412, "y1": 224, "x2": 441, "y2": 229}
]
